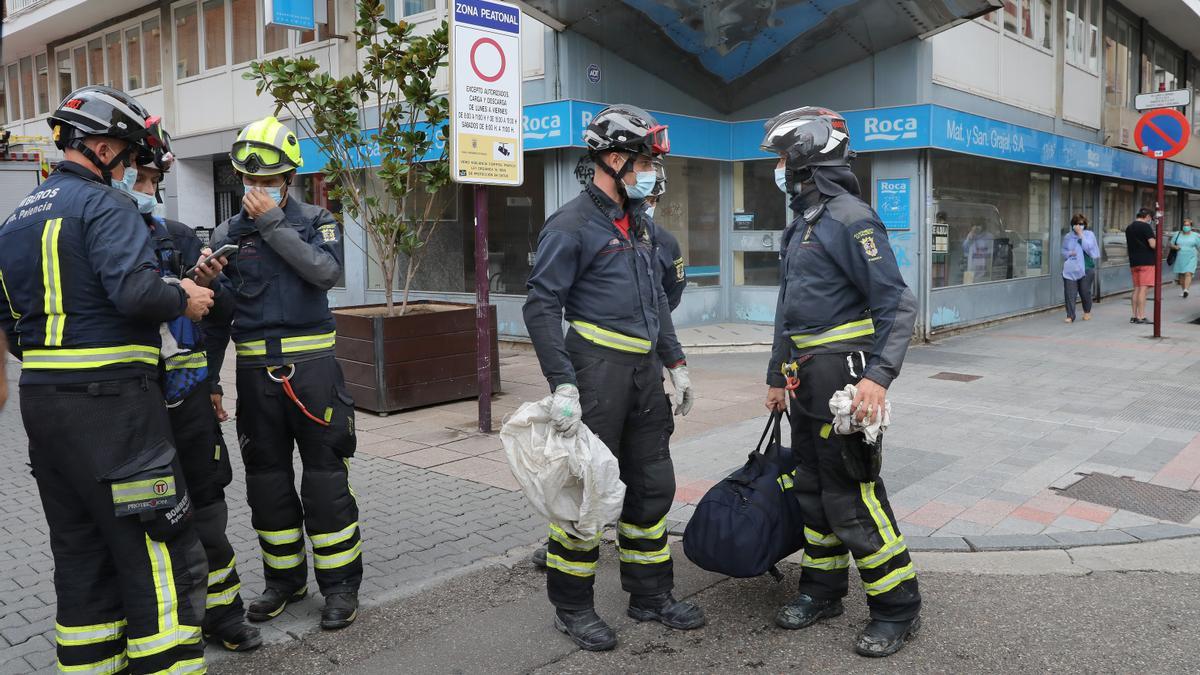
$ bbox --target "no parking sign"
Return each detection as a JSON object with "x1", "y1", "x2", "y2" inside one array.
[
  {"x1": 1133, "y1": 108, "x2": 1190, "y2": 159},
  {"x1": 450, "y1": 0, "x2": 523, "y2": 186}
]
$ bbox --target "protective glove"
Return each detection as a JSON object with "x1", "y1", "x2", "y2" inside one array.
[
  {"x1": 550, "y1": 384, "x2": 583, "y2": 436},
  {"x1": 667, "y1": 365, "x2": 694, "y2": 416}
]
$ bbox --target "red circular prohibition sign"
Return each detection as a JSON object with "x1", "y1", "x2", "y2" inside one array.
[
  {"x1": 470, "y1": 38, "x2": 505, "y2": 83},
  {"x1": 1133, "y1": 108, "x2": 1190, "y2": 159}
]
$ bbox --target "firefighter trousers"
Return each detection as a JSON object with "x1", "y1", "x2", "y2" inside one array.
[
  {"x1": 22, "y1": 376, "x2": 208, "y2": 674},
  {"x1": 787, "y1": 352, "x2": 921, "y2": 622},
  {"x1": 168, "y1": 384, "x2": 244, "y2": 632},
  {"x1": 546, "y1": 331, "x2": 676, "y2": 610},
  {"x1": 235, "y1": 355, "x2": 361, "y2": 596}
]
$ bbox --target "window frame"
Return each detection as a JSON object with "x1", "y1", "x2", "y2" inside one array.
[
  {"x1": 390, "y1": 0, "x2": 440, "y2": 21},
  {"x1": 1003, "y1": 0, "x2": 1055, "y2": 55},
  {"x1": 1065, "y1": 0, "x2": 1100, "y2": 75},
  {"x1": 53, "y1": 10, "x2": 162, "y2": 104},
  {"x1": 171, "y1": 0, "x2": 337, "y2": 83}
]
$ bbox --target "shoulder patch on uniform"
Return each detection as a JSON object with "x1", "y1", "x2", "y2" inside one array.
[
  {"x1": 853, "y1": 228, "x2": 882, "y2": 262},
  {"x1": 674, "y1": 257, "x2": 685, "y2": 281},
  {"x1": 318, "y1": 222, "x2": 338, "y2": 242}
]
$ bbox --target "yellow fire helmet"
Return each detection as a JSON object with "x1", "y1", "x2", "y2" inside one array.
[{"x1": 230, "y1": 115, "x2": 303, "y2": 176}]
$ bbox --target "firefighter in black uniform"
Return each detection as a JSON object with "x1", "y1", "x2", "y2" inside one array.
[
  {"x1": 530, "y1": 156, "x2": 687, "y2": 571},
  {"x1": 132, "y1": 138, "x2": 263, "y2": 652},
  {"x1": 0, "y1": 85, "x2": 215, "y2": 674},
  {"x1": 206, "y1": 116, "x2": 360, "y2": 630},
  {"x1": 762, "y1": 107, "x2": 921, "y2": 657},
  {"x1": 524, "y1": 104, "x2": 703, "y2": 652}
]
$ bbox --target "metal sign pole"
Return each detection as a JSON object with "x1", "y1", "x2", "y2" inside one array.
[
  {"x1": 474, "y1": 185, "x2": 492, "y2": 433},
  {"x1": 1155, "y1": 158, "x2": 1164, "y2": 338}
]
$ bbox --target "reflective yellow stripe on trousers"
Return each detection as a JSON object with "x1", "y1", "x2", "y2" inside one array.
[
  {"x1": 57, "y1": 652, "x2": 128, "y2": 674},
  {"x1": 128, "y1": 535, "x2": 202, "y2": 660},
  {"x1": 235, "y1": 331, "x2": 336, "y2": 357},
  {"x1": 570, "y1": 321, "x2": 651, "y2": 354},
  {"x1": 55, "y1": 620, "x2": 127, "y2": 647},
  {"x1": 545, "y1": 553, "x2": 597, "y2": 577},
  {"x1": 548, "y1": 524, "x2": 601, "y2": 551},
  {"x1": 790, "y1": 318, "x2": 874, "y2": 350}
]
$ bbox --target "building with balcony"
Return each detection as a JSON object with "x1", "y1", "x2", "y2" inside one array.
[{"x1": 5, "y1": 0, "x2": 1200, "y2": 338}]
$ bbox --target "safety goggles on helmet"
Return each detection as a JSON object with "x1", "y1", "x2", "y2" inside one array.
[{"x1": 231, "y1": 140, "x2": 296, "y2": 175}]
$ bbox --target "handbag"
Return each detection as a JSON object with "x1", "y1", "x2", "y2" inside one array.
[
  {"x1": 1167, "y1": 233, "x2": 1180, "y2": 267},
  {"x1": 682, "y1": 411, "x2": 805, "y2": 580}
]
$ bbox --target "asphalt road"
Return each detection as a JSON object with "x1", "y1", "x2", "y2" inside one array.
[{"x1": 210, "y1": 539, "x2": 1200, "y2": 674}]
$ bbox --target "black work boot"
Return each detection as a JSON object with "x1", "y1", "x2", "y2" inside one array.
[
  {"x1": 532, "y1": 544, "x2": 548, "y2": 569},
  {"x1": 320, "y1": 592, "x2": 359, "y2": 630},
  {"x1": 855, "y1": 615, "x2": 921, "y2": 657},
  {"x1": 775, "y1": 593, "x2": 844, "y2": 630},
  {"x1": 246, "y1": 586, "x2": 307, "y2": 622},
  {"x1": 205, "y1": 621, "x2": 263, "y2": 652},
  {"x1": 627, "y1": 593, "x2": 706, "y2": 630},
  {"x1": 554, "y1": 608, "x2": 617, "y2": 651}
]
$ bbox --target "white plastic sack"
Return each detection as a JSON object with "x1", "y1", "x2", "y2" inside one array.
[{"x1": 501, "y1": 395, "x2": 625, "y2": 539}]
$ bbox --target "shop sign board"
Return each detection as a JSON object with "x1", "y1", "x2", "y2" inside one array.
[
  {"x1": 450, "y1": 0, "x2": 523, "y2": 185},
  {"x1": 264, "y1": 0, "x2": 316, "y2": 30}
]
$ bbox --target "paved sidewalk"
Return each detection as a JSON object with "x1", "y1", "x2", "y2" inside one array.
[
  {"x1": 2, "y1": 289, "x2": 1200, "y2": 670},
  {"x1": 668, "y1": 290, "x2": 1200, "y2": 549}
]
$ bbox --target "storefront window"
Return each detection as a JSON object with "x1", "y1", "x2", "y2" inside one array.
[
  {"x1": 365, "y1": 173, "x2": 462, "y2": 293},
  {"x1": 931, "y1": 152, "x2": 1050, "y2": 288},
  {"x1": 465, "y1": 153, "x2": 544, "y2": 294},
  {"x1": 1100, "y1": 181, "x2": 1133, "y2": 266},
  {"x1": 733, "y1": 159, "x2": 786, "y2": 286},
  {"x1": 1059, "y1": 175, "x2": 1096, "y2": 237},
  {"x1": 657, "y1": 157, "x2": 720, "y2": 288}
]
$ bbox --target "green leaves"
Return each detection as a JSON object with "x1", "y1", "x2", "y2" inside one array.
[{"x1": 243, "y1": 2, "x2": 451, "y2": 313}]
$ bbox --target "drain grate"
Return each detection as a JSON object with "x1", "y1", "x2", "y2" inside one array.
[
  {"x1": 929, "y1": 371, "x2": 982, "y2": 382},
  {"x1": 1058, "y1": 473, "x2": 1200, "y2": 523}
]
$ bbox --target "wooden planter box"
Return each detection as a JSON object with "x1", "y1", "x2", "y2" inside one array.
[{"x1": 333, "y1": 300, "x2": 501, "y2": 414}]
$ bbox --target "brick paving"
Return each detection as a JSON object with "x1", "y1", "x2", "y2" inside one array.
[{"x1": 3, "y1": 291, "x2": 1200, "y2": 669}]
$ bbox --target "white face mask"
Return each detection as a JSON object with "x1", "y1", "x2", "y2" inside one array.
[
  {"x1": 243, "y1": 183, "x2": 285, "y2": 205},
  {"x1": 624, "y1": 170, "x2": 658, "y2": 199},
  {"x1": 774, "y1": 167, "x2": 788, "y2": 193}
]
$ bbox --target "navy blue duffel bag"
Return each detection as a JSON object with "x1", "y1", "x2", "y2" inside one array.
[{"x1": 683, "y1": 411, "x2": 806, "y2": 579}]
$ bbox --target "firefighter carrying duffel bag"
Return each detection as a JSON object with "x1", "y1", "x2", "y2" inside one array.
[{"x1": 682, "y1": 411, "x2": 805, "y2": 579}]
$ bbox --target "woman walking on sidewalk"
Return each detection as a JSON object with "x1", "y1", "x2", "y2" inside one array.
[
  {"x1": 1062, "y1": 213, "x2": 1101, "y2": 323},
  {"x1": 1170, "y1": 218, "x2": 1200, "y2": 297}
]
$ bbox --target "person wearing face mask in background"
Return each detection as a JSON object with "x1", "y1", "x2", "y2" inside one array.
[
  {"x1": 205, "y1": 115, "x2": 361, "y2": 631},
  {"x1": 1170, "y1": 218, "x2": 1200, "y2": 298},
  {"x1": 524, "y1": 104, "x2": 702, "y2": 651},
  {"x1": 763, "y1": 107, "x2": 921, "y2": 658},
  {"x1": 1061, "y1": 213, "x2": 1101, "y2": 323},
  {"x1": 0, "y1": 85, "x2": 215, "y2": 674},
  {"x1": 133, "y1": 134, "x2": 263, "y2": 652},
  {"x1": 643, "y1": 160, "x2": 687, "y2": 310}
]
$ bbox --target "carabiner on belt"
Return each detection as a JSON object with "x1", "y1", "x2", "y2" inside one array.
[
  {"x1": 267, "y1": 364, "x2": 330, "y2": 427},
  {"x1": 780, "y1": 355, "x2": 813, "y2": 399}
]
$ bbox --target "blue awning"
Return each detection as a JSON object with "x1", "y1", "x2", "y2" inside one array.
[{"x1": 299, "y1": 100, "x2": 1200, "y2": 191}]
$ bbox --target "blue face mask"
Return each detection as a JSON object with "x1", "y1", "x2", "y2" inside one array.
[
  {"x1": 132, "y1": 190, "x2": 157, "y2": 214},
  {"x1": 645, "y1": 205, "x2": 656, "y2": 219},
  {"x1": 624, "y1": 171, "x2": 657, "y2": 200},
  {"x1": 1185, "y1": 226, "x2": 1193, "y2": 233},
  {"x1": 110, "y1": 168, "x2": 137, "y2": 195},
  {"x1": 243, "y1": 183, "x2": 285, "y2": 205},
  {"x1": 774, "y1": 167, "x2": 788, "y2": 193}
]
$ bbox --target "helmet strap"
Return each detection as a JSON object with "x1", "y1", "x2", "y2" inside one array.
[{"x1": 69, "y1": 137, "x2": 131, "y2": 184}]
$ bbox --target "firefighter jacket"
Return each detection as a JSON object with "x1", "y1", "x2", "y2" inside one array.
[
  {"x1": 767, "y1": 167, "x2": 917, "y2": 390},
  {"x1": 524, "y1": 183, "x2": 685, "y2": 391},
  {"x1": 0, "y1": 162, "x2": 188, "y2": 384}
]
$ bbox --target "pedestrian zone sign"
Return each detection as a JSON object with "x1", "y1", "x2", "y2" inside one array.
[{"x1": 450, "y1": 0, "x2": 524, "y2": 186}]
